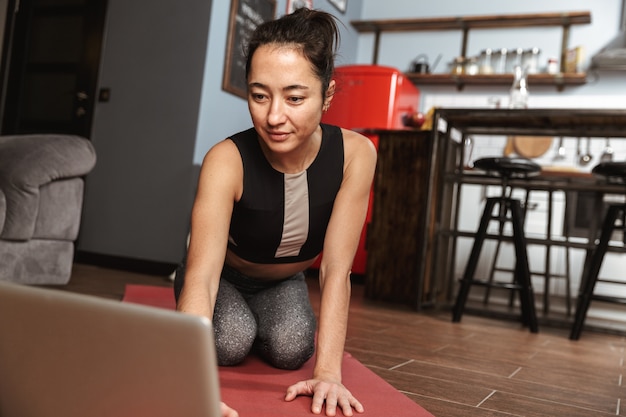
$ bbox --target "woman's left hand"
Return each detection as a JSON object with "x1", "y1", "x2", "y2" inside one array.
[{"x1": 285, "y1": 378, "x2": 364, "y2": 416}]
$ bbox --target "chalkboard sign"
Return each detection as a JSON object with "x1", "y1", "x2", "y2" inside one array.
[{"x1": 222, "y1": 0, "x2": 276, "y2": 99}]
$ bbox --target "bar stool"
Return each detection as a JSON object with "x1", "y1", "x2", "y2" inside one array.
[
  {"x1": 570, "y1": 161, "x2": 626, "y2": 340},
  {"x1": 484, "y1": 188, "x2": 573, "y2": 316},
  {"x1": 452, "y1": 157, "x2": 540, "y2": 333}
]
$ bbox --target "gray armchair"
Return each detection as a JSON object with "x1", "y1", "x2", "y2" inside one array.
[{"x1": 0, "y1": 134, "x2": 96, "y2": 284}]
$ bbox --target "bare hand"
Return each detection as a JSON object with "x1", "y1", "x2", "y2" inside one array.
[
  {"x1": 285, "y1": 379, "x2": 364, "y2": 416},
  {"x1": 221, "y1": 401, "x2": 239, "y2": 417}
]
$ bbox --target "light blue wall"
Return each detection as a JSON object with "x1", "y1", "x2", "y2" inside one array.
[
  {"x1": 358, "y1": 0, "x2": 626, "y2": 108},
  {"x1": 195, "y1": 1, "x2": 625, "y2": 164},
  {"x1": 193, "y1": 0, "x2": 364, "y2": 164},
  {"x1": 74, "y1": 0, "x2": 624, "y2": 264},
  {"x1": 358, "y1": 0, "x2": 621, "y2": 70}
]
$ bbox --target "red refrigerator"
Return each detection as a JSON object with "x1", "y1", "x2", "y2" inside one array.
[{"x1": 314, "y1": 65, "x2": 421, "y2": 275}]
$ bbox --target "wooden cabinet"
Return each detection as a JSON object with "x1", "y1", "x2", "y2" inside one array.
[
  {"x1": 351, "y1": 11, "x2": 591, "y2": 90},
  {"x1": 365, "y1": 129, "x2": 442, "y2": 309}
]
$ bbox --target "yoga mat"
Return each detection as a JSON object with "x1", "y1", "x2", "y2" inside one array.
[
  {"x1": 123, "y1": 284, "x2": 434, "y2": 417},
  {"x1": 122, "y1": 284, "x2": 177, "y2": 310}
]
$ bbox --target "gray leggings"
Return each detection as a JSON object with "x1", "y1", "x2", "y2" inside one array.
[{"x1": 174, "y1": 264, "x2": 316, "y2": 370}]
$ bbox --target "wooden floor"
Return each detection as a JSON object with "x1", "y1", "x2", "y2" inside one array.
[{"x1": 57, "y1": 263, "x2": 626, "y2": 416}]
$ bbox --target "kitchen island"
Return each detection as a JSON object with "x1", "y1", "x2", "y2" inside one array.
[
  {"x1": 431, "y1": 109, "x2": 626, "y2": 314},
  {"x1": 365, "y1": 108, "x2": 626, "y2": 321}
]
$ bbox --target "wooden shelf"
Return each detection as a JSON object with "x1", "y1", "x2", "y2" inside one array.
[
  {"x1": 351, "y1": 11, "x2": 592, "y2": 90},
  {"x1": 406, "y1": 72, "x2": 587, "y2": 90},
  {"x1": 351, "y1": 11, "x2": 591, "y2": 33}
]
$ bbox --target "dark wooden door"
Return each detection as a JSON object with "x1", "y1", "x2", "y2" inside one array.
[{"x1": 0, "y1": 0, "x2": 107, "y2": 137}]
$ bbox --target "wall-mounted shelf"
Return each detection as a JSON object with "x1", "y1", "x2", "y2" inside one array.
[
  {"x1": 406, "y1": 72, "x2": 587, "y2": 91},
  {"x1": 351, "y1": 11, "x2": 592, "y2": 90}
]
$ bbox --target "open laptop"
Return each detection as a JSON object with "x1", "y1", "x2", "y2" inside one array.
[{"x1": 0, "y1": 281, "x2": 221, "y2": 417}]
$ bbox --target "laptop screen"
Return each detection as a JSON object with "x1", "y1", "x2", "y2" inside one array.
[{"x1": 0, "y1": 282, "x2": 221, "y2": 417}]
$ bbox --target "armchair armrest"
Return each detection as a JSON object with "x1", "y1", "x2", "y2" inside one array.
[{"x1": 0, "y1": 135, "x2": 96, "y2": 240}]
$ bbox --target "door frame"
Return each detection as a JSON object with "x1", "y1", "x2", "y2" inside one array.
[
  {"x1": 0, "y1": 0, "x2": 18, "y2": 130},
  {"x1": 0, "y1": 0, "x2": 107, "y2": 137}
]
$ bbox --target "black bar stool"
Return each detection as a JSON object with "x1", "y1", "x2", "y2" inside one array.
[
  {"x1": 452, "y1": 157, "x2": 540, "y2": 333},
  {"x1": 483, "y1": 188, "x2": 573, "y2": 317},
  {"x1": 570, "y1": 161, "x2": 626, "y2": 340}
]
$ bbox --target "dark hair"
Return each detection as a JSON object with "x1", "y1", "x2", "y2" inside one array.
[{"x1": 245, "y1": 8, "x2": 340, "y2": 97}]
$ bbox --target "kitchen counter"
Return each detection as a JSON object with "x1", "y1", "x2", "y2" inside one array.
[
  {"x1": 431, "y1": 108, "x2": 626, "y2": 315},
  {"x1": 433, "y1": 108, "x2": 626, "y2": 137},
  {"x1": 363, "y1": 109, "x2": 626, "y2": 312}
]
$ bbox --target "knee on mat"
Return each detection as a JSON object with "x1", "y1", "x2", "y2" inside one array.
[
  {"x1": 215, "y1": 331, "x2": 255, "y2": 366},
  {"x1": 257, "y1": 331, "x2": 315, "y2": 370},
  {"x1": 213, "y1": 316, "x2": 257, "y2": 366}
]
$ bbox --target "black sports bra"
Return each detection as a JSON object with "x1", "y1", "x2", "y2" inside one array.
[{"x1": 227, "y1": 124, "x2": 344, "y2": 264}]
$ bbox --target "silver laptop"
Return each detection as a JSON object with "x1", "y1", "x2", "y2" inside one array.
[{"x1": 0, "y1": 282, "x2": 221, "y2": 417}]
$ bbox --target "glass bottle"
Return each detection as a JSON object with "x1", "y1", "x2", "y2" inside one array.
[
  {"x1": 479, "y1": 48, "x2": 493, "y2": 74},
  {"x1": 505, "y1": 47, "x2": 524, "y2": 73},
  {"x1": 509, "y1": 65, "x2": 528, "y2": 109},
  {"x1": 522, "y1": 47, "x2": 541, "y2": 74},
  {"x1": 495, "y1": 48, "x2": 508, "y2": 74}
]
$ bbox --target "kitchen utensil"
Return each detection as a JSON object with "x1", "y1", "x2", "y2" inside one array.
[
  {"x1": 579, "y1": 137, "x2": 592, "y2": 166},
  {"x1": 410, "y1": 55, "x2": 429, "y2": 73},
  {"x1": 503, "y1": 136, "x2": 515, "y2": 156},
  {"x1": 552, "y1": 136, "x2": 566, "y2": 161},
  {"x1": 463, "y1": 136, "x2": 474, "y2": 168},
  {"x1": 600, "y1": 138, "x2": 614, "y2": 162},
  {"x1": 449, "y1": 57, "x2": 467, "y2": 75},
  {"x1": 430, "y1": 53, "x2": 442, "y2": 72},
  {"x1": 465, "y1": 57, "x2": 479, "y2": 75},
  {"x1": 512, "y1": 136, "x2": 552, "y2": 158},
  {"x1": 410, "y1": 53, "x2": 441, "y2": 74}
]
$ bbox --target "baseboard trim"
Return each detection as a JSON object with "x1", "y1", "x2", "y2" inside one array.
[
  {"x1": 74, "y1": 252, "x2": 366, "y2": 284},
  {"x1": 74, "y1": 251, "x2": 177, "y2": 276}
]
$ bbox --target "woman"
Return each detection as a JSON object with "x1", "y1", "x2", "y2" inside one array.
[{"x1": 176, "y1": 8, "x2": 376, "y2": 416}]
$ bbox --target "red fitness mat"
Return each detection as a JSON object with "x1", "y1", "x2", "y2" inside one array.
[{"x1": 123, "y1": 284, "x2": 434, "y2": 417}]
